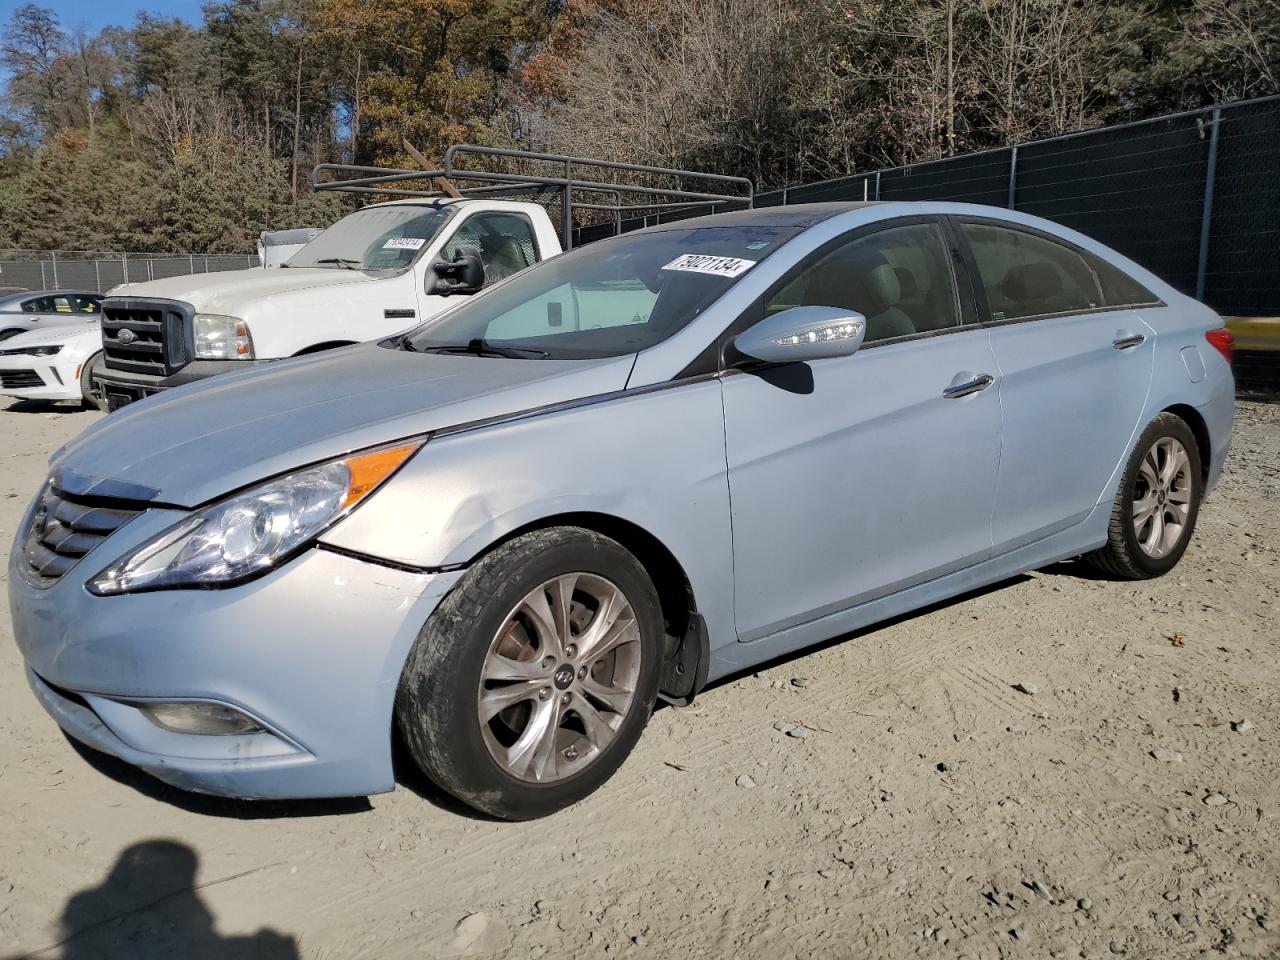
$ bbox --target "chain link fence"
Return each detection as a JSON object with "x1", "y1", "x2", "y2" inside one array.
[
  {"x1": 576, "y1": 94, "x2": 1280, "y2": 389},
  {"x1": 0, "y1": 250, "x2": 261, "y2": 294},
  {"x1": 755, "y1": 96, "x2": 1280, "y2": 319}
]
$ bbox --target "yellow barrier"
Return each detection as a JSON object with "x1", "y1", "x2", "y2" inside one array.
[{"x1": 1225, "y1": 316, "x2": 1280, "y2": 353}]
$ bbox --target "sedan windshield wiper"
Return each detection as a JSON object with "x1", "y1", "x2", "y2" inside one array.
[
  {"x1": 387, "y1": 333, "x2": 417, "y2": 352},
  {"x1": 314, "y1": 257, "x2": 362, "y2": 270},
  {"x1": 415, "y1": 338, "x2": 549, "y2": 359}
]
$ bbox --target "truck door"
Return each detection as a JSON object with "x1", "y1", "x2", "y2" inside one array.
[{"x1": 421, "y1": 211, "x2": 544, "y2": 316}]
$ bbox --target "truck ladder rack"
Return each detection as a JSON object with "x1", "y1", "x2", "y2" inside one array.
[{"x1": 311, "y1": 147, "x2": 754, "y2": 251}]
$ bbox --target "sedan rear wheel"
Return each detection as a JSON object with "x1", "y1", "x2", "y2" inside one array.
[
  {"x1": 1086, "y1": 412, "x2": 1203, "y2": 579},
  {"x1": 1131, "y1": 436, "x2": 1193, "y2": 560},
  {"x1": 396, "y1": 526, "x2": 663, "y2": 819}
]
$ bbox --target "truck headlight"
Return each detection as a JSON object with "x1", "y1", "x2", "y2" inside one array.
[
  {"x1": 88, "y1": 440, "x2": 422, "y2": 595},
  {"x1": 194, "y1": 314, "x2": 254, "y2": 360}
]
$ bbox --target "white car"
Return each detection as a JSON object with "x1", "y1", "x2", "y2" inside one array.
[{"x1": 0, "y1": 325, "x2": 104, "y2": 406}]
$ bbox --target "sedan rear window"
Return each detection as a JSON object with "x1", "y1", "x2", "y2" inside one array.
[
  {"x1": 962, "y1": 221, "x2": 1159, "y2": 321},
  {"x1": 402, "y1": 225, "x2": 799, "y2": 359}
]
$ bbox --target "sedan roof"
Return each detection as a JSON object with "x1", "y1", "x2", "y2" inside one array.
[
  {"x1": 0, "y1": 289, "x2": 103, "y2": 308},
  {"x1": 639, "y1": 201, "x2": 892, "y2": 233}
]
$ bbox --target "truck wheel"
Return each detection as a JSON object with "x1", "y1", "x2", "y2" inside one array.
[
  {"x1": 80, "y1": 352, "x2": 106, "y2": 411},
  {"x1": 396, "y1": 527, "x2": 663, "y2": 820},
  {"x1": 1085, "y1": 412, "x2": 1203, "y2": 579}
]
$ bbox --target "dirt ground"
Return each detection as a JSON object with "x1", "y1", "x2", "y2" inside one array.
[{"x1": 1, "y1": 396, "x2": 1277, "y2": 960}]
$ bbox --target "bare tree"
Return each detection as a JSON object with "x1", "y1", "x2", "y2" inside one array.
[
  {"x1": 1196, "y1": 0, "x2": 1279, "y2": 97},
  {"x1": 970, "y1": 0, "x2": 1116, "y2": 143}
]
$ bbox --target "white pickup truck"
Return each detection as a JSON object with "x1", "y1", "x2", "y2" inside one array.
[{"x1": 94, "y1": 198, "x2": 562, "y2": 409}]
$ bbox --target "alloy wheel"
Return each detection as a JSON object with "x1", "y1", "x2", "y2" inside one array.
[
  {"x1": 477, "y1": 573, "x2": 642, "y2": 783},
  {"x1": 1132, "y1": 436, "x2": 1193, "y2": 559}
]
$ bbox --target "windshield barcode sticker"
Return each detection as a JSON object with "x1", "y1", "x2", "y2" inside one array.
[
  {"x1": 661, "y1": 254, "x2": 756, "y2": 278},
  {"x1": 383, "y1": 237, "x2": 426, "y2": 250}
]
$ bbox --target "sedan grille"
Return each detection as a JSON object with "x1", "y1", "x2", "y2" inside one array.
[
  {"x1": 0, "y1": 369, "x2": 43, "y2": 389},
  {"x1": 22, "y1": 486, "x2": 141, "y2": 587},
  {"x1": 102, "y1": 298, "x2": 193, "y2": 376}
]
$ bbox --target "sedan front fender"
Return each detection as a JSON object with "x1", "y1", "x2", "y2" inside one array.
[{"x1": 320, "y1": 378, "x2": 738, "y2": 651}]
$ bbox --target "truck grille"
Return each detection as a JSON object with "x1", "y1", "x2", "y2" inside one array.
[
  {"x1": 102, "y1": 298, "x2": 193, "y2": 377},
  {"x1": 22, "y1": 486, "x2": 142, "y2": 587},
  {"x1": 0, "y1": 369, "x2": 43, "y2": 389}
]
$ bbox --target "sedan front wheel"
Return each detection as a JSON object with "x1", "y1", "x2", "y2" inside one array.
[{"x1": 396, "y1": 526, "x2": 664, "y2": 819}]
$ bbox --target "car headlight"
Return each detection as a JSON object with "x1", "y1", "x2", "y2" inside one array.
[
  {"x1": 194, "y1": 314, "x2": 254, "y2": 360},
  {"x1": 88, "y1": 440, "x2": 422, "y2": 595},
  {"x1": 0, "y1": 344, "x2": 61, "y2": 357}
]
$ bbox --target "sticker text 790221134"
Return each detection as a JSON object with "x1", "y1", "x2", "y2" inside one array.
[{"x1": 661, "y1": 254, "x2": 757, "y2": 278}]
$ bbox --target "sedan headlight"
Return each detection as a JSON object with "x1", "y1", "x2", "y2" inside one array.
[
  {"x1": 194, "y1": 314, "x2": 254, "y2": 360},
  {"x1": 0, "y1": 344, "x2": 62, "y2": 357},
  {"x1": 88, "y1": 441, "x2": 421, "y2": 595}
]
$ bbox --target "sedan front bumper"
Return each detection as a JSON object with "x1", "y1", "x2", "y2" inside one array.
[
  {"x1": 0, "y1": 358, "x2": 82, "y2": 402},
  {"x1": 9, "y1": 518, "x2": 463, "y2": 799}
]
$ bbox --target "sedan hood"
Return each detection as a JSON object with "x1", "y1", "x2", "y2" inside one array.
[
  {"x1": 0, "y1": 323, "x2": 99, "y2": 351},
  {"x1": 53, "y1": 344, "x2": 635, "y2": 507}
]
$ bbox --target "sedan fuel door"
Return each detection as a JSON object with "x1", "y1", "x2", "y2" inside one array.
[
  {"x1": 956, "y1": 219, "x2": 1159, "y2": 553},
  {"x1": 720, "y1": 218, "x2": 1002, "y2": 644}
]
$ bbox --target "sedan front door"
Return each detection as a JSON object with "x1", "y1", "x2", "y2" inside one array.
[{"x1": 721, "y1": 219, "x2": 1002, "y2": 643}]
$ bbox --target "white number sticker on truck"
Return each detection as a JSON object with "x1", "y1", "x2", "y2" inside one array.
[
  {"x1": 383, "y1": 237, "x2": 426, "y2": 250},
  {"x1": 661, "y1": 254, "x2": 757, "y2": 278}
]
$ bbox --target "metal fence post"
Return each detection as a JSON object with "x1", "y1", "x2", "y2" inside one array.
[
  {"x1": 94, "y1": 260, "x2": 101, "y2": 291},
  {"x1": 1195, "y1": 107, "x2": 1221, "y2": 302},
  {"x1": 874, "y1": 171, "x2": 881, "y2": 200},
  {"x1": 50, "y1": 250, "x2": 59, "y2": 288},
  {"x1": 1007, "y1": 146, "x2": 1018, "y2": 209},
  {"x1": 562, "y1": 159, "x2": 574, "y2": 251},
  {"x1": 122, "y1": 252, "x2": 129, "y2": 283}
]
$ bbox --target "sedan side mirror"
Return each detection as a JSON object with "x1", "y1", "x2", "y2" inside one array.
[
  {"x1": 732, "y1": 305, "x2": 867, "y2": 365},
  {"x1": 430, "y1": 248, "x2": 486, "y2": 296}
]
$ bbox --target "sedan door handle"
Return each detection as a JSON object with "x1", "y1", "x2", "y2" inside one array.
[
  {"x1": 1112, "y1": 332, "x2": 1146, "y2": 350},
  {"x1": 942, "y1": 373, "x2": 995, "y2": 399}
]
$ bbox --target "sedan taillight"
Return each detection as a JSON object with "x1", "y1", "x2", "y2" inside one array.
[{"x1": 1205, "y1": 328, "x2": 1234, "y2": 365}]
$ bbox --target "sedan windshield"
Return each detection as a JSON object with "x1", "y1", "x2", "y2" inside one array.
[
  {"x1": 288, "y1": 204, "x2": 452, "y2": 272},
  {"x1": 401, "y1": 224, "x2": 799, "y2": 359}
]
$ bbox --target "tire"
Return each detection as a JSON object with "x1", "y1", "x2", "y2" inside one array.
[
  {"x1": 395, "y1": 526, "x2": 664, "y2": 820},
  {"x1": 80, "y1": 351, "x2": 106, "y2": 410},
  {"x1": 1085, "y1": 412, "x2": 1203, "y2": 579}
]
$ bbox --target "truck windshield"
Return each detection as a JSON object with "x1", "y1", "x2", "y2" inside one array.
[
  {"x1": 288, "y1": 204, "x2": 452, "y2": 272},
  {"x1": 400, "y1": 225, "x2": 799, "y2": 359}
]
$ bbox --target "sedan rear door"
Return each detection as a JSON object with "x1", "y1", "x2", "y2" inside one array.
[{"x1": 955, "y1": 218, "x2": 1159, "y2": 553}]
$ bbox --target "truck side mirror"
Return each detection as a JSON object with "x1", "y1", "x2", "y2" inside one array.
[{"x1": 430, "y1": 248, "x2": 486, "y2": 296}]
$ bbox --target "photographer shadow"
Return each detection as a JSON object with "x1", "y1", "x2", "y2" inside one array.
[{"x1": 7, "y1": 840, "x2": 298, "y2": 960}]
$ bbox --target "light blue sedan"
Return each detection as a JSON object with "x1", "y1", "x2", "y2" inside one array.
[{"x1": 8, "y1": 202, "x2": 1234, "y2": 819}]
